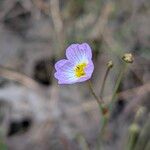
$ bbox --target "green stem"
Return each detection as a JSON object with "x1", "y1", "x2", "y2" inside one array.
[
  {"x1": 0, "y1": 132, "x2": 7, "y2": 150},
  {"x1": 133, "y1": 117, "x2": 150, "y2": 150},
  {"x1": 100, "y1": 67, "x2": 110, "y2": 98},
  {"x1": 110, "y1": 63, "x2": 127, "y2": 109},
  {"x1": 88, "y1": 80, "x2": 108, "y2": 149},
  {"x1": 88, "y1": 80, "x2": 108, "y2": 129},
  {"x1": 88, "y1": 80, "x2": 103, "y2": 113},
  {"x1": 97, "y1": 115, "x2": 108, "y2": 150}
]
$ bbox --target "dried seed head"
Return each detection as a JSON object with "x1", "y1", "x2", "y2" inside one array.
[
  {"x1": 122, "y1": 53, "x2": 134, "y2": 63},
  {"x1": 107, "y1": 60, "x2": 113, "y2": 68}
]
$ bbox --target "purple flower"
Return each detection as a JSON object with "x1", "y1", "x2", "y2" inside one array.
[{"x1": 54, "y1": 43, "x2": 94, "y2": 84}]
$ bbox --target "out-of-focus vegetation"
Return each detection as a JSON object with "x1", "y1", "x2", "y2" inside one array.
[{"x1": 0, "y1": 0, "x2": 149, "y2": 150}]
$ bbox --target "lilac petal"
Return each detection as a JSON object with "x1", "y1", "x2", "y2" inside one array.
[
  {"x1": 55, "y1": 60, "x2": 74, "y2": 73},
  {"x1": 66, "y1": 43, "x2": 92, "y2": 64},
  {"x1": 80, "y1": 43, "x2": 92, "y2": 59},
  {"x1": 85, "y1": 60, "x2": 94, "y2": 77},
  {"x1": 54, "y1": 71, "x2": 77, "y2": 84},
  {"x1": 55, "y1": 59, "x2": 68, "y2": 70},
  {"x1": 76, "y1": 60, "x2": 94, "y2": 83},
  {"x1": 54, "y1": 60, "x2": 78, "y2": 84}
]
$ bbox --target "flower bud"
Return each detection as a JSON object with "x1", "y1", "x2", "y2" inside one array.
[
  {"x1": 129, "y1": 123, "x2": 140, "y2": 133},
  {"x1": 127, "y1": 123, "x2": 140, "y2": 150},
  {"x1": 135, "y1": 106, "x2": 146, "y2": 121}
]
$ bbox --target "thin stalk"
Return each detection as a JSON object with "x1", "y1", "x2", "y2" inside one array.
[
  {"x1": 88, "y1": 80, "x2": 108, "y2": 149},
  {"x1": 97, "y1": 115, "x2": 108, "y2": 150},
  {"x1": 88, "y1": 80, "x2": 103, "y2": 108},
  {"x1": 110, "y1": 63, "x2": 127, "y2": 109},
  {"x1": 100, "y1": 67, "x2": 110, "y2": 98}
]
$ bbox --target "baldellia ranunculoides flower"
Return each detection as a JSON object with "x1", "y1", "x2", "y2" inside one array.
[{"x1": 54, "y1": 43, "x2": 94, "y2": 84}]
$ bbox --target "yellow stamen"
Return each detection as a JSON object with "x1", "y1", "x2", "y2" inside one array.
[{"x1": 74, "y1": 63, "x2": 87, "y2": 77}]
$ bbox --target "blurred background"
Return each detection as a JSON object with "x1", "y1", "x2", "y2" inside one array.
[{"x1": 0, "y1": 0, "x2": 150, "y2": 150}]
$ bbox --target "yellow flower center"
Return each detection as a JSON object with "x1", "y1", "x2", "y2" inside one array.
[{"x1": 74, "y1": 63, "x2": 87, "y2": 77}]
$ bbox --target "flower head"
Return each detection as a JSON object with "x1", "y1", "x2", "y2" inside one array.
[{"x1": 54, "y1": 43, "x2": 94, "y2": 84}]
